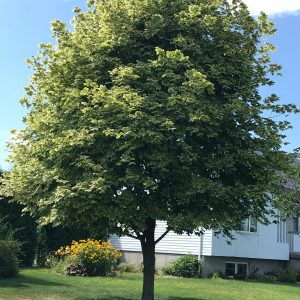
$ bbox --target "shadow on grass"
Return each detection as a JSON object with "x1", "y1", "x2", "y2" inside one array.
[
  {"x1": 74, "y1": 297, "x2": 203, "y2": 300},
  {"x1": 73, "y1": 297, "x2": 204, "y2": 300},
  {"x1": 74, "y1": 298, "x2": 135, "y2": 300},
  {"x1": 0, "y1": 273, "x2": 68, "y2": 288},
  {"x1": 229, "y1": 279, "x2": 300, "y2": 288},
  {"x1": 168, "y1": 297, "x2": 204, "y2": 300}
]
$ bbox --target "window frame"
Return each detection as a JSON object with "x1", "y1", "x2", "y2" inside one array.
[
  {"x1": 225, "y1": 261, "x2": 248, "y2": 277},
  {"x1": 239, "y1": 217, "x2": 258, "y2": 233}
]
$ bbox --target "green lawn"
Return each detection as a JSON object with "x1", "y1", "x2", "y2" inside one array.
[{"x1": 0, "y1": 268, "x2": 299, "y2": 300}]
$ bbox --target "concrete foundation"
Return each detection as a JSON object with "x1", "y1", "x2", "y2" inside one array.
[
  {"x1": 121, "y1": 251, "x2": 293, "y2": 276},
  {"x1": 289, "y1": 258, "x2": 300, "y2": 271},
  {"x1": 120, "y1": 251, "x2": 183, "y2": 268}
]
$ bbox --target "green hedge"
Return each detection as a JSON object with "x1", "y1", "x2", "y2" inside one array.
[{"x1": 162, "y1": 255, "x2": 200, "y2": 278}]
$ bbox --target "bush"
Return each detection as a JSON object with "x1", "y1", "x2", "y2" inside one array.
[
  {"x1": 0, "y1": 218, "x2": 22, "y2": 278},
  {"x1": 0, "y1": 197, "x2": 37, "y2": 267},
  {"x1": 210, "y1": 271, "x2": 223, "y2": 279},
  {"x1": 234, "y1": 272, "x2": 247, "y2": 280},
  {"x1": 297, "y1": 271, "x2": 300, "y2": 282},
  {"x1": 54, "y1": 239, "x2": 121, "y2": 276},
  {"x1": 277, "y1": 268, "x2": 298, "y2": 283},
  {"x1": 36, "y1": 224, "x2": 99, "y2": 266},
  {"x1": 118, "y1": 263, "x2": 142, "y2": 273},
  {"x1": 0, "y1": 239, "x2": 21, "y2": 278},
  {"x1": 45, "y1": 254, "x2": 73, "y2": 274},
  {"x1": 258, "y1": 272, "x2": 278, "y2": 283},
  {"x1": 162, "y1": 255, "x2": 199, "y2": 278},
  {"x1": 248, "y1": 267, "x2": 259, "y2": 280}
]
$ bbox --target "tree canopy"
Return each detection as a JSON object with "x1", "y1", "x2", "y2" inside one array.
[{"x1": 1, "y1": 0, "x2": 299, "y2": 298}]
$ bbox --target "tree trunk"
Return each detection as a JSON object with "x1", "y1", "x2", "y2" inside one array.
[{"x1": 140, "y1": 219, "x2": 156, "y2": 300}]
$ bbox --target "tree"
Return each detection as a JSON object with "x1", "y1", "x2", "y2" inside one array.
[{"x1": 1, "y1": 0, "x2": 299, "y2": 298}]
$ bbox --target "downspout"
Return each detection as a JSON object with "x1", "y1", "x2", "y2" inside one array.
[{"x1": 198, "y1": 227, "x2": 204, "y2": 277}]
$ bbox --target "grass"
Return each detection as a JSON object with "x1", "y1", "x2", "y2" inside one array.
[{"x1": 0, "y1": 268, "x2": 299, "y2": 300}]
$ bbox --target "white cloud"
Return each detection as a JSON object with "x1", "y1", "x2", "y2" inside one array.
[{"x1": 243, "y1": 0, "x2": 300, "y2": 16}]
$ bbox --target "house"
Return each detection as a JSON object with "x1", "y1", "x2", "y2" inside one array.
[{"x1": 110, "y1": 216, "x2": 300, "y2": 277}]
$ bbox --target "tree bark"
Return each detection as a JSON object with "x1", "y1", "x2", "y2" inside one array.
[{"x1": 140, "y1": 218, "x2": 156, "y2": 300}]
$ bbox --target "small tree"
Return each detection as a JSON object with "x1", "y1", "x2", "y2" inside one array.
[{"x1": 1, "y1": 1, "x2": 299, "y2": 298}]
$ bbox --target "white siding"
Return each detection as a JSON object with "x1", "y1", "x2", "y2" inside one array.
[
  {"x1": 110, "y1": 221, "x2": 200, "y2": 255},
  {"x1": 201, "y1": 230, "x2": 212, "y2": 256},
  {"x1": 210, "y1": 220, "x2": 289, "y2": 260},
  {"x1": 111, "y1": 216, "x2": 290, "y2": 261}
]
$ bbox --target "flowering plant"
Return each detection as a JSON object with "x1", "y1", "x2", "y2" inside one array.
[{"x1": 55, "y1": 239, "x2": 121, "y2": 276}]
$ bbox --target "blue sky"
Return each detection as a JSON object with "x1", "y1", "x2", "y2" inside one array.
[{"x1": 0, "y1": 0, "x2": 300, "y2": 170}]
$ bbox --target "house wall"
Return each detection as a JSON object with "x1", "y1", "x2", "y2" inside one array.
[
  {"x1": 110, "y1": 221, "x2": 200, "y2": 255},
  {"x1": 210, "y1": 219, "x2": 289, "y2": 261},
  {"x1": 202, "y1": 230, "x2": 212, "y2": 256},
  {"x1": 289, "y1": 258, "x2": 300, "y2": 271},
  {"x1": 119, "y1": 250, "x2": 183, "y2": 268}
]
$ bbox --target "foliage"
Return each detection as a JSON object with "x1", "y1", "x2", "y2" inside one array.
[
  {"x1": 255, "y1": 269, "x2": 298, "y2": 283},
  {"x1": 233, "y1": 272, "x2": 247, "y2": 280},
  {"x1": 45, "y1": 254, "x2": 73, "y2": 274},
  {"x1": 36, "y1": 224, "x2": 104, "y2": 266},
  {"x1": 2, "y1": 0, "x2": 299, "y2": 238},
  {"x1": 210, "y1": 271, "x2": 223, "y2": 279},
  {"x1": 162, "y1": 255, "x2": 199, "y2": 278},
  {"x1": 258, "y1": 273, "x2": 278, "y2": 283},
  {"x1": 248, "y1": 266, "x2": 259, "y2": 280},
  {"x1": 54, "y1": 239, "x2": 121, "y2": 276},
  {"x1": 1, "y1": 0, "x2": 299, "y2": 298},
  {"x1": 276, "y1": 268, "x2": 298, "y2": 283},
  {"x1": 118, "y1": 263, "x2": 142, "y2": 273},
  {"x1": 0, "y1": 218, "x2": 22, "y2": 278},
  {"x1": 0, "y1": 240, "x2": 20, "y2": 278},
  {"x1": 0, "y1": 172, "x2": 37, "y2": 267}
]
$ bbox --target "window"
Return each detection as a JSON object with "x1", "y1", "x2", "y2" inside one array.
[
  {"x1": 225, "y1": 263, "x2": 235, "y2": 276},
  {"x1": 225, "y1": 262, "x2": 248, "y2": 277},
  {"x1": 240, "y1": 218, "x2": 257, "y2": 233}
]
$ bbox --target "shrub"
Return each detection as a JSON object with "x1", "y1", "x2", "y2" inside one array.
[
  {"x1": 297, "y1": 271, "x2": 300, "y2": 282},
  {"x1": 0, "y1": 198, "x2": 36, "y2": 267},
  {"x1": 248, "y1": 266, "x2": 259, "y2": 280},
  {"x1": 234, "y1": 272, "x2": 247, "y2": 280},
  {"x1": 45, "y1": 254, "x2": 74, "y2": 274},
  {"x1": 210, "y1": 271, "x2": 223, "y2": 279},
  {"x1": 162, "y1": 255, "x2": 199, "y2": 278},
  {"x1": 118, "y1": 263, "x2": 142, "y2": 273},
  {"x1": 277, "y1": 268, "x2": 298, "y2": 283},
  {"x1": 54, "y1": 239, "x2": 121, "y2": 276},
  {"x1": 0, "y1": 239, "x2": 21, "y2": 278},
  {"x1": 36, "y1": 224, "x2": 101, "y2": 266},
  {"x1": 259, "y1": 272, "x2": 278, "y2": 283},
  {"x1": 0, "y1": 219, "x2": 22, "y2": 279}
]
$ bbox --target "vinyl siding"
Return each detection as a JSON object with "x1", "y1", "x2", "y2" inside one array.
[
  {"x1": 201, "y1": 230, "x2": 213, "y2": 256},
  {"x1": 110, "y1": 221, "x2": 200, "y2": 255},
  {"x1": 210, "y1": 221, "x2": 289, "y2": 260}
]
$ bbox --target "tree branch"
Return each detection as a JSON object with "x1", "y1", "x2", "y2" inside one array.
[
  {"x1": 125, "y1": 233, "x2": 140, "y2": 240},
  {"x1": 155, "y1": 228, "x2": 170, "y2": 245}
]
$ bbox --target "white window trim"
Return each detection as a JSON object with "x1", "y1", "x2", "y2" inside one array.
[
  {"x1": 225, "y1": 261, "x2": 248, "y2": 275},
  {"x1": 238, "y1": 217, "x2": 258, "y2": 234}
]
